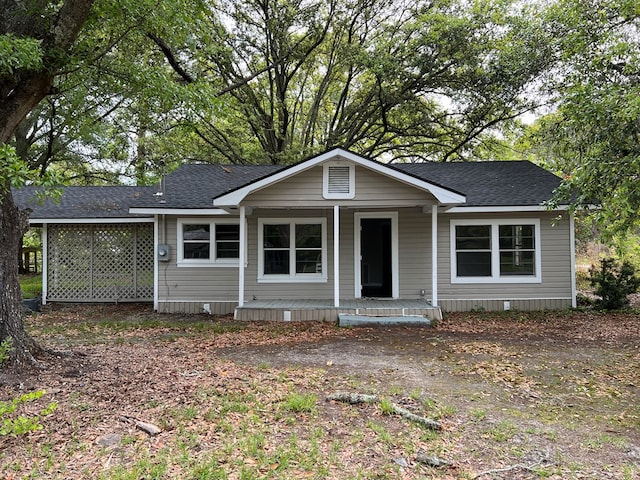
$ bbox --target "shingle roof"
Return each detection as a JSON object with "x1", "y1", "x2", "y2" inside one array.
[
  {"x1": 14, "y1": 159, "x2": 563, "y2": 219},
  {"x1": 130, "y1": 164, "x2": 285, "y2": 209},
  {"x1": 13, "y1": 185, "x2": 155, "y2": 219},
  {"x1": 394, "y1": 161, "x2": 562, "y2": 207}
]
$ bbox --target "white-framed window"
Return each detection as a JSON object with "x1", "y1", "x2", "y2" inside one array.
[
  {"x1": 258, "y1": 218, "x2": 327, "y2": 283},
  {"x1": 177, "y1": 219, "x2": 240, "y2": 266},
  {"x1": 450, "y1": 219, "x2": 541, "y2": 283},
  {"x1": 323, "y1": 161, "x2": 355, "y2": 199}
]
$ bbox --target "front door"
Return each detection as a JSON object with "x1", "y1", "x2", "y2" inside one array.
[{"x1": 360, "y1": 218, "x2": 392, "y2": 297}]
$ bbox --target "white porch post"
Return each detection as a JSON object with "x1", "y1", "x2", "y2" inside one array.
[
  {"x1": 42, "y1": 223, "x2": 48, "y2": 305},
  {"x1": 153, "y1": 215, "x2": 158, "y2": 311},
  {"x1": 333, "y1": 205, "x2": 340, "y2": 307},
  {"x1": 238, "y1": 206, "x2": 246, "y2": 307},
  {"x1": 570, "y1": 212, "x2": 577, "y2": 308},
  {"x1": 431, "y1": 204, "x2": 438, "y2": 307}
]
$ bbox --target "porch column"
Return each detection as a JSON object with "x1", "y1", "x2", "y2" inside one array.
[
  {"x1": 238, "y1": 206, "x2": 246, "y2": 307},
  {"x1": 431, "y1": 204, "x2": 438, "y2": 307},
  {"x1": 42, "y1": 223, "x2": 48, "y2": 306},
  {"x1": 333, "y1": 205, "x2": 340, "y2": 307}
]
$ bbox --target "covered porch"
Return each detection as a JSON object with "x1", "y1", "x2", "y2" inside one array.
[{"x1": 234, "y1": 297, "x2": 442, "y2": 323}]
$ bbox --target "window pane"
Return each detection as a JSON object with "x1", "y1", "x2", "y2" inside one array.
[
  {"x1": 296, "y1": 224, "x2": 321, "y2": 248},
  {"x1": 215, "y1": 224, "x2": 240, "y2": 259},
  {"x1": 500, "y1": 251, "x2": 535, "y2": 275},
  {"x1": 216, "y1": 242, "x2": 239, "y2": 259},
  {"x1": 216, "y1": 224, "x2": 239, "y2": 241},
  {"x1": 499, "y1": 225, "x2": 535, "y2": 249},
  {"x1": 264, "y1": 224, "x2": 289, "y2": 248},
  {"x1": 296, "y1": 250, "x2": 322, "y2": 273},
  {"x1": 264, "y1": 250, "x2": 289, "y2": 274},
  {"x1": 457, "y1": 252, "x2": 491, "y2": 276},
  {"x1": 456, "y1": 225, "x2": 491, "y2": 250},
  {"x1": 184, "y1": 243, "x2": 210, "y2": 259},
  {"x1": 183, "y1": 224, "x2": 210, "y2": 241}
]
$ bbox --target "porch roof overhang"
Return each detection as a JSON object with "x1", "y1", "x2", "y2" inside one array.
[{"x1": 212, "y1": 148, "x2": 466, "y2": 209}]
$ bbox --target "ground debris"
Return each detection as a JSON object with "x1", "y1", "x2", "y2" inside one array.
[
  {"x1": 119, "y1": 415, "x2": 162, "y2": 435},
  {"x1": 327, "y1": 391, "x2": 442, "y2": 430}
]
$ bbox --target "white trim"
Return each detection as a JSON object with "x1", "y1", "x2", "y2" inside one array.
[
  {"x1": 177, "y1": 218, "x2": 241, "y2": 266},
  {"x1": 431, "y1": 205, "x2": 438, "y2": 307},
  {"x1": 450, "y1": 218, "x2": 542, "y2": 284},
  {"x1": 213, "y1": 147, "x2": 466, "y2": 207},
  {"x1": 30, "y1": 217, "x2": 153, "y2": 224},
  {"x1": 354, "y1": 212, "x2": 399, "y2": 299},
  {"x1": 257, "y1": 217, "x2": 328, "y2": 283},
  {"x1": 42, "y1": 224, "x2": 48, "y2": 305},
  {"x1": 129, "y1": 208, "x2": 229, "y2": 215},
  {"x1": 446, "y1": 205, "x2": 569, "y2": 213},
  {"x1": 333, "y1": 206, "x2": 340, "y2": 307},
  {"x1": 239, "y1": 206, "x2": 246, "y2": 307},
  {"x1": 323, "y1": 162, "x2": 355, "y2": 199},
  {"x1": 570, "y1": 213, "x2": 577, "y2": 308},
  {"x1": 153, "y1": 215, "x2": 159, "y2": 310}
]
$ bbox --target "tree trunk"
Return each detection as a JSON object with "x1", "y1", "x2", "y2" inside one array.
[{"x1": 0, "y1": 181, "x2": 42, "y2": 367}]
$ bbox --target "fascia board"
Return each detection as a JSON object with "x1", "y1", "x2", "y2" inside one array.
[
  {"x1": 30, "y1": 217, "x2": 154, "y2": 224},
  {"x1": 129, "y1": 208, "x2": 230, "y2": 215}
]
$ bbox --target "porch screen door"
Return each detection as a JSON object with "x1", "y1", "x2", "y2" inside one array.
[{"x1": 360, "y1": 218, "x2": 392, "y2": 297}]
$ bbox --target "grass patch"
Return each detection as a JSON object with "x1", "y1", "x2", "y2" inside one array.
[
  {"x1": 19, "y1": 274, "x2": 42, "y2": 298},
  {"x1": 282, "y1": 392, "x2": 317, "y2": 413}
]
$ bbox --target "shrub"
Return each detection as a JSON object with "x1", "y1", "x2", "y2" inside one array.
[{"x1": 589, "y1": 257, "x2": 640, "y2": 310}]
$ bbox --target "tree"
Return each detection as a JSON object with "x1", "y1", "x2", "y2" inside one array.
[
  {"x1": 1, "y1": 0, "x2": 95, "y2": 367},
  {"x1": 530, "y1": 0, "x2": 640, "y2": 238},
  {"x1": 182, "y1": 0, "x2": 558, "y2": 164}
]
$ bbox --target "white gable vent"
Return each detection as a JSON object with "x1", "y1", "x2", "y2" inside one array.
[{"x1": 323, "y1": 162, "x2": 355, "y2": 199}]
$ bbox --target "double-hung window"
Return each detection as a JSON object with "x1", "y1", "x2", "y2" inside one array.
[
  {"x1": 258, "y1": 218, "x2": 327, "y2": 282},
  {"x1": 451, "y1": 219, "x2": 541, "y2": 283},
  {"x1": 178, "y1": 219, "x2": 240, "y2": 266}
]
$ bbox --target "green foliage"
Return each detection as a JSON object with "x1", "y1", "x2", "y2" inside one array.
[
  {"x1": 20, "y1": 274, "x2": 42, "y2": 299},
  {"x1": 0, "y1": 389, "x2": 58, "y2": 437},
  {"x1": 282, "y1": 392, "x2": 317, "y2": 413},
  {"x1": 525, "y1": 0, "x2": 640, "y2": 238},
  {"x1": 0, "y1": 34, "x2": 43, "y2": 75},
  {"x1": 589, "y1": 257, "x2": 640, "y2": 310},
  {"x1": 0, "y1": 338, "x2": 13, "y2": 367}
]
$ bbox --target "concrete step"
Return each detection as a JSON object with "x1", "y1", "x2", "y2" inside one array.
[{"x1": 338, "y1": 314, "x2": 433, "y2": 327}]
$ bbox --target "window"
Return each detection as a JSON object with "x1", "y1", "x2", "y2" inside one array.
[
  {"x1": 323, "y1": 162, "x2": 355, "y2": 199},
  {"x1": 259, "y1": 218, "x2": 327, "y2": 282},
  {"x1": 451, "y1": 219, "x2": 541, "y2": 283},
  {"x1": 178, "y1": 219, "x2": 239, "y2": 266}
]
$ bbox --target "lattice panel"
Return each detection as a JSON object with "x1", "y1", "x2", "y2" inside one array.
[{"x1": 47, "y1": 224, "x2": 154, "y2": 302}]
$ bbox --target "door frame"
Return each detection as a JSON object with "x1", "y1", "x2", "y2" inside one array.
[{"x1": 354, "y1": 212, "x2": 399, "y2": 299}]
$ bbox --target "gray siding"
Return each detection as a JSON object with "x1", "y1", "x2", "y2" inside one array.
[
  {"x1": 437, "y1": 212, "x2": 573, "y2": 302},
  {"x1": 246, "y1": 165, "x2": 436, "y2": 207},
  {"x1": 156, "y1": 209, "x2": 573, "y2": 314},
  {"x1": 158, "y1": 216, "x2": 240, "y2": 303}
]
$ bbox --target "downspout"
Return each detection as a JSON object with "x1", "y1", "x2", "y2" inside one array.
[
  {"x1": 570, "y1": 213, "x2": 577, "y2": 308},
  {"x1": 431, "y1": 204, "x2": 438, "y2": 307},
  {"x1": 333, "y1": 205, "x2": 340, "y2": 307}
]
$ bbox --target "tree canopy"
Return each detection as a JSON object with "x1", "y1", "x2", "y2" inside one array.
[{"x1": 524, "y1": 0, "x2": 640, "y2": 237}]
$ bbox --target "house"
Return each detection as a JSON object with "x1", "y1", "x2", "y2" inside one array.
[{"x1": 15, "y1": 148, "x2": 577, "y2": 321}]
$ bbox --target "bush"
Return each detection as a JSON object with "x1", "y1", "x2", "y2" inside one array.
[{"x1": 589, "y1": 257, "x2": 640, "y2": 310}]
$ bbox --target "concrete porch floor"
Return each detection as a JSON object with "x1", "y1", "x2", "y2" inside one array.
[{"x1": 234, "y1": 298, "x2": 442, "y2": 323}]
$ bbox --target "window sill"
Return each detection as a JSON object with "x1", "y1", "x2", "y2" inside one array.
[
  {"x1": 451, "y1": 276, "x2": 541, "y2": 284},
  {"x1": 257, "y1": 276, "x2": 328, "y2": 284},
  {"x1": 177, "y1": 261, "x2": 239, "y2": 268}
]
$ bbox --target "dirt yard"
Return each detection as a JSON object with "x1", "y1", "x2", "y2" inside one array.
[{"x1": 0, "y1": 304, "x2": 638, "y2": 479}]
